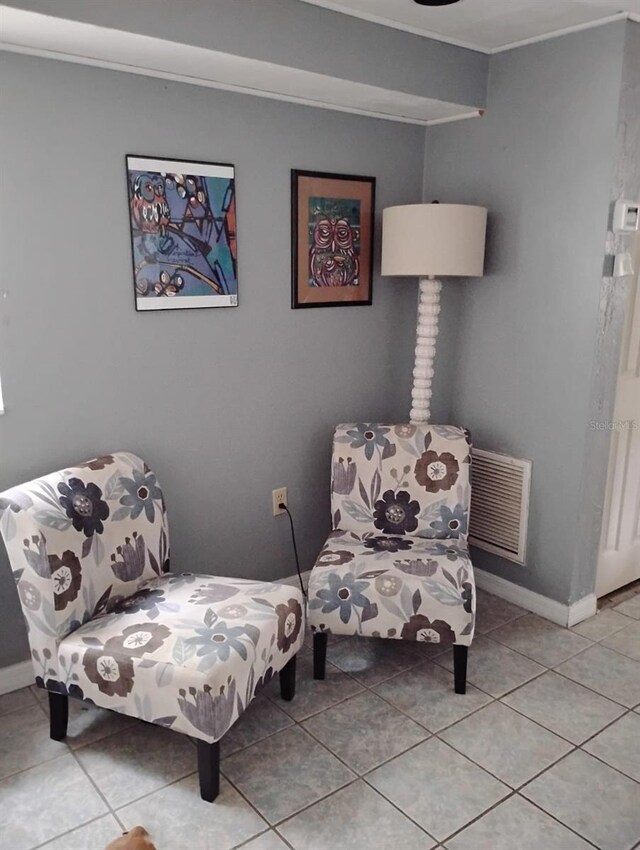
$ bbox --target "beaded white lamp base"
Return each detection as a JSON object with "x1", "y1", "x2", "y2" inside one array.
[{"x1": 410, "y1": 277, "x2": 442, "y2": 424}]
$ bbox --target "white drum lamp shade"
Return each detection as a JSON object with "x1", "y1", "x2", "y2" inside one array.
[
  {"x1": 381, "y1": 203, "x2": 487, "y2": 423},
  {"x1": 382, "y1": 204, "x2": 487, "y2": 278}
]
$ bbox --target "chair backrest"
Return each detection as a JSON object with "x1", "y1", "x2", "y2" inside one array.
[
  {"x1": 0, "y1": 452, "x2": 170, "y2": 675},
  {"x1": 331, "y1": 423, "x2": 471, "y2": 540}
]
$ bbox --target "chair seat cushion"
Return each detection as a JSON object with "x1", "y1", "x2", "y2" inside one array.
[
  {"x1": 307, "y1": 531, "x2": 475, "y2": 645},
  {"x1": 57, "y1": 574, "x2": 305, "y2": 742}
]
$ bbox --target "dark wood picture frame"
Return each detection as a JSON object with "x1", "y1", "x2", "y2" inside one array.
[{"x1": 291, "y1": 169, "x2": 376, "y2": 309}]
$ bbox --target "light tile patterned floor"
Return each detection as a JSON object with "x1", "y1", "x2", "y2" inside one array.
[{"x1": 1, "y1": 589, "x2": 640, "y2": 850}]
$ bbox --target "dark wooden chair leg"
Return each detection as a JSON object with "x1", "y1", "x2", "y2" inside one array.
[
  {"x1": 453, "y1": 644, "x2": 468, "y2": 695},
  {"x1": 279, "y1": 655, "x2": 297, "y2": 701},
  {"x1": 197, "y1": 740, "x2": 220, "y2": 802},
  {"x1": 313, "y1": 632, "x2": 328, "y2": 680},
  {"x1": 48, "y1": 692, "x2": 68, "y2": 741}
]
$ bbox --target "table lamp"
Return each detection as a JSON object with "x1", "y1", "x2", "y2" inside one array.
[{"x1": 381, "y1": 203, "x2": 487, "y2": 423}]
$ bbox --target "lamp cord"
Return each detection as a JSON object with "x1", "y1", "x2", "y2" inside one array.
[{"x1": 280, "y1": 503, "x2": 307, "y2": 598}]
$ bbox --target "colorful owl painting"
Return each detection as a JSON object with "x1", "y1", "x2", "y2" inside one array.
[
  {"x1": 308, "y1": 197, "x2": 361, "y2": 288},
  {"x1": 126, "y1": 156, "x2": 238, "y2": 311}
]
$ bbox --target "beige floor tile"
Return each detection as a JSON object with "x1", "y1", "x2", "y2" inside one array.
[
  {"x1": 222, "y1": 726, "x2": 355, "y2": 824},
  {"x1": 65, "y1": 700, "x2": 137, "y2": 749},
  {"x1": 522, "y1": 750, "x2": 640, "y2": 850},
  {"x1": 0, "y1": 703, "x2": 68, "y2": 780},
  {"x1": 474, "y1": 589, "x2": 527, "y2": 634},
  {"x1": 501, "y1": 671, "x2": 625, "y2": 744},
  {"x1": 367, "y1": 738, "x2": 509, "y2": 843},
  {"x1": 373, "y1": 661, "x2": 492, "y2": 733},
  {"x1": 555, "y1": 644, "x2": 640, "y2": 707},
  {"x1": 571, "y1": 609, "x2": 633, "y2": 641},
  {"x1": 0, "y1": 686, "x2": 37, "y2": 716},
  {"x1": 75, "y1": 722, "x2": 195, "y2": 808},
  {"x1": 0, "y1": 754, "x2": 107, "y2": 850},
  {"x1": 278, "y1": 780, "x2": 434, "y2": 850},
  {"x1": 440, "y1": 702, "x2": 572, "y2": 787},
  {"x1": 614, "y1": 594, "x2": 640, "y2": 619},
  {"x1": 238, "y1": 831, "x2": 290, "y2": 850},
  {"x1": 583, "y1": 712, "x2": 640, "y2": 782},
  {"x1": 302, "y1": 690, "x2": 428, "y2": 773},
  {"x1": 264, "y1": 654, "x2": 363, "y2": 721},
  {"x1": 489, "y1": 614, "x2": 591, "y2": 667},
  {"x1": 221, "y1": 695, "x2": 294, "y2": 757},
  {"x1": 38, "y1": 814, "x2": 122, "y2": 849},
  {"x1": 601, "y1": 619, "x2": 640, "y2": 662},
  {"x1": 118, "y1": 773, "x2": 267, "y2": 850},
  {"x1": 446, "y1": 795, "x2": 592, "y2": 850},
  {"x1": 327, "y1": 635, "x2": 424, "y2": 687},
  {"x1": 435, "y1": 636, "x2": 545, "y2": 698}
]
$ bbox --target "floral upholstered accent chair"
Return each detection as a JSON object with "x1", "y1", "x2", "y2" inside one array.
[
  {"x1": 308, "y1": 424, "x2": 474, "y2": 693},
  {"x1": 0, "y1": 453, "x2": 304, "y2": 802}
]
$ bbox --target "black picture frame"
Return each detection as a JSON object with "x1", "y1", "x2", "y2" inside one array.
[{"x1": 291, "y1": 169, "x2": 376, "y2": 309}]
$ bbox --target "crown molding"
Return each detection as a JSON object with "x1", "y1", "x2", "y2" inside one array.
[
  {"x1": 299, "y1": 1, "x2": 635, "y2": 55},
  {"x1": 297, "y1": 0, "x2": 490, "y2": 53},
  {"x1": 491, "y1": 12, "x2": 630, "y2": 54}
]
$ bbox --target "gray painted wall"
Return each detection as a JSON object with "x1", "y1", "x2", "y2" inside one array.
[
  {"x1": 425, "y1": 22, "x2": 628, "y2": 605},
  {"x1": 0, "y1": 52, "x2": 426, "y2": 667},
  {"x1": 1, "y1": 0, "x2": 489, "y2": 107}
]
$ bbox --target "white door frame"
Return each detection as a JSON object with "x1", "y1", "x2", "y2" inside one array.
[{"x1": 596, "y1": 234, "x2": 640, "y2": 597}]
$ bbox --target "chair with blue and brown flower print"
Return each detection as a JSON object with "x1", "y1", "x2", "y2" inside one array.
[
  {"x1": 0, "y1": 452, "x2": 304, "y2": 802},
  {"x1": 308, "y1": 424, "x2": 474, "y2": 693}
]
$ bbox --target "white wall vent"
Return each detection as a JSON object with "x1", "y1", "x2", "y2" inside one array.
[{"x1": 469, "y1": 448, "x2": 532, "y2": 565}]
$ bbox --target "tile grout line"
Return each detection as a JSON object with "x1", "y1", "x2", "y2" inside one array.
[
  {"x1": 431, "y1": 630, "x2": 640, "y2": 711},
  {"x1": 233, "y1": 827, "x2": 296, "y2": 850},
  {"x1": 426, "y1": 743, "x2": 606, "y2": 849},
  {"x1": 301, "y1": 711, "x2": 429, "y2": 781},
  {"x1": 496, "y1": 688, "x2": 631, "y2": 749},
  {"x1": 67, "y1": 745, "x2": 129, "y2": 830},
  {"x1": 0, "y1": 701, "x2": 76, "y2": 785},
  {"x1": 357, "y1": 647, "x2": 640, "y2": 788},
  {"x1": 220, "y1": 724, "x2": 360, "y2": 830},
  {"x1": 549, "y1": 661, "x2": 640, "y2": 710},
  {"x1": 258, "y1": 652, "x2": 580, "y2": 845},
  {"x1": 221, "y1": 682, "x2": 440, "y2": 841},
  {"x1": 365, "y1": 665, "x2": 501, "y2": 736},
  {"x1": 31, "y1": 812, "x2": 120, "y2": 850},
  {"x1": 317, "y1": 638, "x2": 640, "y2": 845},
  {"x1": 360, "y1": 780, "x2": 439, "y2": 847}
]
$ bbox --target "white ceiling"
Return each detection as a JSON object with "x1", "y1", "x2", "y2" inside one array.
[{"x1": 299, "y1": 0, "x2": 640, "y2": 52}]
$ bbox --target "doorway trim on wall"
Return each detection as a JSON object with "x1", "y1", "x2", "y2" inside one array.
[{"x1": 571, "y1": 21, "x2": 640, "y2": 605}]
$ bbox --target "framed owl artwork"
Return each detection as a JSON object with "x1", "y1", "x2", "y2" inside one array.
[
  {"x1": 291, "y1": 169, "x2": 376, "y2": 308},
  {"x1": 126, "y1": 155, "x2": 238, "y2": 311}
]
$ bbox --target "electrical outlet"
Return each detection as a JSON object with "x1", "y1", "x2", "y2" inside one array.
[{"x1": 272, "y1": 487, "x2": 287, "y2": 517}]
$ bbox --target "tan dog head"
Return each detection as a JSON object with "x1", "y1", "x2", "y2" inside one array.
[{"x1": 105, "y1": 826, "x2": 157, "y2": 850}]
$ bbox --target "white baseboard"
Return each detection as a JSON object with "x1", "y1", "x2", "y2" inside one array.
[
  {"x1": 0, "y1": 660, "x2": 33, "y2": 696},
  {"x1": 474, "y1": 568, "x2": 597, "y2": 627},
  {"x1": 565, "y1": 593, "x2": 599, "y2": 628}
]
